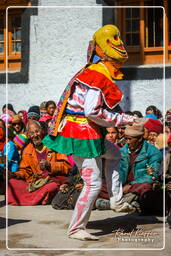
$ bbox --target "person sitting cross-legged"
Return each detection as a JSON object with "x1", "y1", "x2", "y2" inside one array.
[
  {"x1": 8, "y1": 120, "x2": 71, "y2": 205},
  {"x1": 51, "y1": 164, "x2": 83, "y2": 210},
  {"x1": 120, "y1": 124, "x2": 163, "y2": 214},
  {"x1": 95, "y1": 127, "x2": 120, "y2": 210}
]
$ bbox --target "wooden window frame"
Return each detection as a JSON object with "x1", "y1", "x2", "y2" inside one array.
[
  {"x1": 0, "y1": 0, "x2": 31, "y2": 72},
  {"x1": 116, "y1": 0, "x2": 170, "y2": 65},
  {"x1": 124, "y1": 8, "x2": 140, "y2": 47}
]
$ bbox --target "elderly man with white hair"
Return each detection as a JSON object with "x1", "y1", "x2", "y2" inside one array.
[{"x1": 8, "y1": 120, "x2": 71, "y2": 206}]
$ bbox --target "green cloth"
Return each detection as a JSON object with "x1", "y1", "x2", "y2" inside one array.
[{"x1": 42, "y1": 134, "x2": 105, "y2": 158}]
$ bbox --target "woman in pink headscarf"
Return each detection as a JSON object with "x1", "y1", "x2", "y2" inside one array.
[{"x1": 0, "y1": 113, "x2": 12, "y2": 128}]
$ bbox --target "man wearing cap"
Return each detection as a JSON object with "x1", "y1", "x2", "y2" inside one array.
[
  {"x1": 144, "y1": 118, "x2": 163, "y2": 145},
  {"x1": 13, "y1": 134, "x2": 29, "y2": 154},
  {"x1": 120, "y1": 124, "x2": 162, "y2": 212}
]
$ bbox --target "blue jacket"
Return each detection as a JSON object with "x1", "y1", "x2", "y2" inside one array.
[
  {"x1": 120, "y1": 140, "x2": 162, "y2": 185},
  {"x1": 0, "y1": 141, "x2": 19, "y2": 172}
]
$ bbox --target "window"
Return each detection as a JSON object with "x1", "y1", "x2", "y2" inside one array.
[
  {"x1": 10, "y1": 16, "x2": 22, "y2": 54},
  {"x1": 125, "y1": 8, "x2": 140, "y2": 46},
  {"x1": 144, "y1": 2, "x2": 163, "y2": 47},
  {"x1": 0, "y1": 10, "x2": 22, "y2": 71},
  {"x1": 116, "y1": 0, "x2": 171, "y2": 65},
  {"x1": 0, "y1": 12, "x2": 5, "y2": 71},
  {"x1": 0, "y1": 0, "x2": 31, "y2": 72}
]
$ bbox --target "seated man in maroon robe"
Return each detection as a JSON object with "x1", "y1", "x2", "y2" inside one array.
[{"x1": 8, "y1": 120, "x2": 71, "y2": 205}]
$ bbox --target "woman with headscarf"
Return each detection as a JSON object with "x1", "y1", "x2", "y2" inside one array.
[
  {"x1": 18, "y1": 110, "x2": 28, "y2": 126},
  {"x1": 145, "y1": 105, "x2": 163, "y2": 120},
  {"x1": 2, "y1": 103, "x2": 16, "y2": 117}
]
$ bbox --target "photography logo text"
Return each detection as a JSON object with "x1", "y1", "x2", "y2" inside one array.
[{"x1": 114, "y1": 228, "x2": 159, "y2": 243}]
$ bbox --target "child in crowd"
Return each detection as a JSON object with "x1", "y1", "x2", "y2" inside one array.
[
  {"x1": 0, "y1": 127, "x2": 19, "y2": 174},
  {"x1": 13, "y1": 134, "x2": 29, "y2": 155},
  {"x1": 145, "y1": 105, "x2": 162, "y2": 120},
  {"x1": 105, "y1": 127, "x2": 119, "y2": 145},
  {"x1": 11, "y1": 115, "x2": 25, "y2": 136},
  {"x1": 39, "y1": 101, "x2": 56, "y2": 122}
]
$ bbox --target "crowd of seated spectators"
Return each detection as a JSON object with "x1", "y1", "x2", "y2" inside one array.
[{"x1": 0, "y1": 103, "x2": 171, "y2": 228}]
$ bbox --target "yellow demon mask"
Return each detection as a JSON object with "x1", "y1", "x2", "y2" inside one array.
[{"x1": 93, "y1": 25, "x2": 128, "y2": 63}]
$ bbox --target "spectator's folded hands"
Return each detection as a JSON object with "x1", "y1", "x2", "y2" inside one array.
[
  {"x1": 60, "y1": 183, "x2": 69, "y2": 192},
  {"x1": 75, "y1": 183, "x2": 83, "y2": 192},
  {"x1": 123, "y1": 184, "x2": 132, "y2": 194},
  {"x1": 8, "y1": 171, "x2": 17, "y2": 179},
  {"x1": 39, "y1": 160, "x2": 51, "y2": 170}
]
